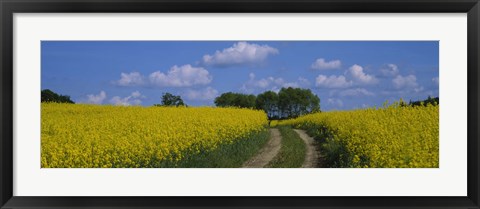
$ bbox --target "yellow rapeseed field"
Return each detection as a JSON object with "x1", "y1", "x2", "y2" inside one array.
[
  {"x1": 280, "y1": 102, "x2": 439, "y2": 168},
  {"x1": 41, "y1": 103, "x2": 268, "y2": 168}
]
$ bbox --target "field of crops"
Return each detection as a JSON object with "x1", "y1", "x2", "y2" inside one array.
[
  {"x1": 41, "y1": 103, "x2": 269, "y2": 168},
  {"x1": 279, "y1": 102, "x2": 439, "y2": 168}
]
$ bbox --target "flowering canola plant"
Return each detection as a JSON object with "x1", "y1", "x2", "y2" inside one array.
[
  {"x1": 279, "y1": 102, "x2": 439, "y2": 168},
  {"x1": 41, "y1": 103, "x2": 268, "y2": 168}
]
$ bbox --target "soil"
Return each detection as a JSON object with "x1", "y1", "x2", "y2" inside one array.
[
  {"x1": 242, "y1": 128, "x2": 282, "y2": 168},
  {"x1": 293, "y1": 129, "x2": 322, "y2": 168}
]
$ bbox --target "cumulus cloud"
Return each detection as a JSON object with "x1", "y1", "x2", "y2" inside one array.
[
  {"x1": 315, "y1": 65, "x2": 377, "y2": 89},
  {"x1": 241, "y1": 73, "x2": 284, "y2": 93},
  {"x1": 298, "y1": 77, "x2": 311, "y2": 86},
  {"x1": 85, "y1": 91, "x2": 107, "y2": 104},
  {"x1": 432, "y1": 77, "x2": 439, "y2": 85},
  {"x1": 247, "y1": 73, "x2": 283, "y2": 89},
  {"x1": 282, "y1": 82, "x2": 300, "y2": 88},
  {"x1": 347, "y1": 64, "x2": 378, "y2": 85},
  {"x1": 392, "y1": 74, "x2": 418, "y2": 89},
  {"x1": 380, "y1": 64, "x2": 399, "y2": 77},
  {"x1": 338, "y1": 88, "x2": 375, "y2": 97},
  {"x1": 149, "y1": 65, "x2": 212, "y2": 87},
  {"x1": 201, "y1": 42, "x2": 279, "y2": 67},
  {"x1": 115, "y1": 65, "x2": 212, "y2": 88},
  {"x1": 311, "y1": 58, "x2": 341, "y2": 70},
  {"x1": 315, "y1": 75, "x2": 352, "y2": 89},
  {"x1": 115, "y1": 72, "x2": 145, "y2": 86},
  {"x1": 185, "y1": 87, "x2": 219, "y2": 101},
  {"x1": 110, "y1": 91, "x2": 145, "y2": 106},
  {"x1": 392, "y1": 74, "x2": 425, "y2": 93},
  {"x1": 327, "y1": 98, "x2": 344, "y2": 108},
  {"x1": 241, "y1": 73, "x2": 309, "y2": 93}
]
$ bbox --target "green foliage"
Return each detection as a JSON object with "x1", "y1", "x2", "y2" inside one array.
[
  {"x1": 41, "y1": 89, "x2": 75, "y2": 104},
  {"x1": 409, "y1": 96, "x2": 439, "y2": 107},
  {"x1": 171, "y1": 130, "x2": 269, "y2": 168},
  {"x1": 256, "y1": 91, "x2": 279, "y2": 119},
  {"x1": 214, "y1": 92, "x2": 256, "y2": 109},
  {"x1": 214, "y1": 87, "x2": 320, "y2": 119},
  {"x1": 267, "y1": 126, "x2": 306, "y2": 168},
  {"x1": 155, "y1": 92, "x2": 185, "y2": 107},
  {"x1": 278, "y1": 87, "x2": 320, "y2": 119}
]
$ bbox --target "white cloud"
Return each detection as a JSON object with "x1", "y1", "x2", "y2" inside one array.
[
  {"x1": 338, "y1": 88, "x2": 375, "y2": 97},
  {"x1": 254, "y1": 76, "x2": 284, "y2": 89},
  {"x1": 316, "y1": 65, "x2": 377, "y2": 90},
  {"x1": 392, "y1": 74, "x2": 425, "y2": 93},
  {"x1": 315, "y1": 75, "x2": 352, "y2": 89},
  {"x1": 185, "y1": 87, "x2": 219, "y2": 101},
  {"x1": 114, "y1": 65, "x2": 212, "y2": 88},
  {"x1": 242, "y1": 74, "x2": 284, "y2": 92},
  {"x1": 347, "y1": 64, "x2": 378, "y2": 85},
  {"x1": 110, "y1": 91, "x2": 145, "y2": 106},
  {"x1": 298, "y1": 77, "x2": 311, "y2": 86},
  {"x1": 201, "y1": 42, "x2": 279, "y2": 67},
  {"x1": 381, "y1": 64, "x2": 399, "y2": 77},
  {"x1": 311, "y1": 58, "x2": 341, "y2": 70},
  {"x1": 85, "y1": 91, "x2": 107, "y2": 104},
  {"x1": 242, "y1": 73, "x2": 309, "y2": 93},
  {"x1": 115, "y1": 72, "x2": 145, "y2": 86},
  {"x1": 392, "y1": 74, "x2": 418, "y2": 89},
  {"x1": 248, "y1": 72, "x2": 255, "y2": 80},
  {"x1": 149, "y1": 65, "x2": 212, "y2": 87},
  {"x1": 432, "y1": 77, "x2": 439, "y2": 85},
  {"x1": 282, "y1": 82, "x2": 300, "y2": 88},
  {"x1": 131, "y1": 91, "x2": 141, "y2": 98},
  {"x1": 327, "y1": 98, "x2": 344, "y2": 108}
]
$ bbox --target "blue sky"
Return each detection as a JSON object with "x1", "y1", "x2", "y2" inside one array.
[{"x1": 41, "y1": 41, "x2": 439, "y2": 111}]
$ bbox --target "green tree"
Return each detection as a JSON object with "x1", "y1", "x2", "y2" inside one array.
[
  {"x1": 41, "y1": 89, "x2": 74, "y2": 104},
  {"x1": 303, "y1": 88, "x2": 320, "y2": 114},
  {"x1": 214, "y1": 92, "x2": 236, "y2": 107},
  {"x1": 409, "y1": 96, "x2": 439, "y2": 107},
  {"x1": 214, "y1": 88, "x2": 320, "y2": 118},
  {"x1": 155, "y1": 93, "x2": 185, "y2": 107},
  {"x1": 214, "y1": 92, "x2": 256, "y2": 109},
  {"x1": 256, "y1": 91, "x2": 279, "y2": 119},
  {"x1": 278, "y1": 87, "x2": 320, "y2": 118}
]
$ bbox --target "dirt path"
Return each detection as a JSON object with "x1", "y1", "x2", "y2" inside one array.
[
  {"x1": 242, "y1": 128, "x2": 282, "y2": 168},
  {"x1": 294, "y1": 129, "x2": 321, "y2": 168}
]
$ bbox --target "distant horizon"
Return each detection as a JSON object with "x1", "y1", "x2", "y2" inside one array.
[{"x1": 41, "y1": 41, "x2": 439, "y2": 111}]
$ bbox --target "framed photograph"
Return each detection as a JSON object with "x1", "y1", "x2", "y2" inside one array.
[{"x1": 1, "y1": 0, "x2": 479, "y2": 208}]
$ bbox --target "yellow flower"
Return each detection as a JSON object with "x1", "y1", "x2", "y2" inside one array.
[{"x1": 41, "y1": 103, "x2": 268, "y2": 168}]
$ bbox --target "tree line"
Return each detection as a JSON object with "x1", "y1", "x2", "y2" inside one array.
[
  {"x1": 215, "y1": 87, "x2": 320, "y2": 119},
  {"x1": 409, "y1": 96, "x2": 439, "y2": 107},
  {"x1": 156, "y1": 87, "x2": 321, "y2": 119},
  {"x1": 41, "y1": 89, "x2": 75, "y2": 104},
  {"x1": 40, "y1": 88, "x2": 321, "y2": 119},
  {"x1": 41, "y1": 89, "x2": 439, "y2": 120}
]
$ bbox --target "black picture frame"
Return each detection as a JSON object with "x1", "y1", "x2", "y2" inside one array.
[{"x1": 1, "y1": 0, "x2": 479, "y2": 208}]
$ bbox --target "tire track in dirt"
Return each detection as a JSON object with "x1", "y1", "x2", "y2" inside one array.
[
  {"x1": 242, "y1": 128, "x2": 282, "y2": 168},
  {"x1": 294, "y1": 129, "x2": 321, "y2": 168}
]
